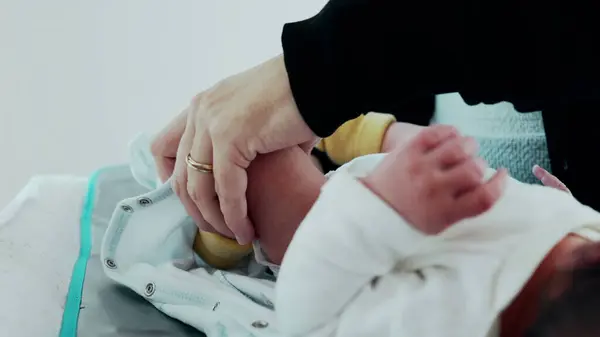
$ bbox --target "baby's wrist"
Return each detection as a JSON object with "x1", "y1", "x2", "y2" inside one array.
[
  {"x1": 359, "y1": 174, "x2": 426, "y2": 235},
  {"x1": 360, "y1": 175, "x2": 403, "y2": 219}
]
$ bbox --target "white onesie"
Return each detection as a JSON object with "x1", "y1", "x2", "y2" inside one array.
[{"x1": 276, "y1": 154, "x2": 600, "y2": 337}]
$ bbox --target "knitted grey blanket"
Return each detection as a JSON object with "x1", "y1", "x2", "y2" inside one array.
[{"x1": 433, "y1": 94, "x2": 551, "y2": 184}]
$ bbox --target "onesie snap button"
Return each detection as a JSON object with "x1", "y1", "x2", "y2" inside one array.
[
  {"x1": 121, "y1": 204, "x2": 134, "y2": 213},
  {"x1": 137, "y1": 197, "x2": 152, "y2": 207},
  {"x1": 104, "y1": 258, "x2": 117, "y2": 269},
  {"x1": 251, "y1": 320, "x2": 269, "y2": 329},
  {"x1": 144, "y1": 282, "x2": 156, "y2": 297}
]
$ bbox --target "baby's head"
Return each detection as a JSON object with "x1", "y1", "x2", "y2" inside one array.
[{"x1": 526, "y1": 240, "x2": 600, "y2": 337}]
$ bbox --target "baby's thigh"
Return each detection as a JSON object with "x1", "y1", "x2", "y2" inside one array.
[{"x1": 247, "y1": 147, "x2": 325, "y2": 264}]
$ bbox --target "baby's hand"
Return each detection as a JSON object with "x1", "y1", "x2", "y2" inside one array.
[{"x1": 362, "y1": 125, "x2": 508, "y2": 235}]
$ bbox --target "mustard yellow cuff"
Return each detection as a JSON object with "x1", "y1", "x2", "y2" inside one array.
[
  {"x1": 353, "y1": 112, "x2": 396, "y2": 158},
  {"x1": 193, "y1": 231, "x2": 253, "y2": 270},
  {"x1": 320, "y1": 112, "x2": 396, "y2": 165}
]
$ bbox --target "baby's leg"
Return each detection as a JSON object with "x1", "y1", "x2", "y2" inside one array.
[{"x1": 247, "y1": 147, "x2": 326, "y2": 265}]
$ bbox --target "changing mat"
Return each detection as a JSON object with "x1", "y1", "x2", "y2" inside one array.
[{"x1": 0, "y1": 176, "x2": 87, "y2": 337}]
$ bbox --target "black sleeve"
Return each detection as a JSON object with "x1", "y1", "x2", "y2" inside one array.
[{"x1": 282, "y1": 0, "x2": 600, "y2": 137}]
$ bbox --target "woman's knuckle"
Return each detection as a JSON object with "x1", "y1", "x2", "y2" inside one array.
[
  {"x1": 209, "y1": 119, "x2": 228, "y2": 139},
  {"x1": 193, "y1": 92, "x2": 204, "y2": 102},
  {"x1": 188, "y1": 186, "x2": 201, "y2": 202},
  {"x1": 191, "y1": 91, "x2": 209, "y2": 109}
]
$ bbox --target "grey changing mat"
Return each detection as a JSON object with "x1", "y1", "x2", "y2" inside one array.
[{"x1": 60, "y1": 165, "x2": 205, "y2": 337}]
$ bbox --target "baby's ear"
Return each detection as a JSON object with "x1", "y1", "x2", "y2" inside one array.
[{"x1": 556, "y1": 241, "x2": 600, "y2": 270}]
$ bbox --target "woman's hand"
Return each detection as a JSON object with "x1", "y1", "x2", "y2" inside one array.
[
  {"x1": 153, "y1": 55, "x2": 318, "y2": 244},
  {"x1": 532, "y1": 165, "x2": 571, "y2": 194},
  {"x1": 151, "y1": 110, "x2": 187, "y2": 183}
]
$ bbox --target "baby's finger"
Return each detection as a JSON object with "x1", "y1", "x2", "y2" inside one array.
[
  {"x1": 532, "y1": 165, "x2": 570, "y2": 193},
  {"x1": 451, "y1": 169, "x2": 508, "y2": 223},
  {"x1": 429, "y1": 136, "x2": 478, "y2": 169},
  {"x1": 441, "y1": 157, "x2": 487, "y2": 195},
  {"x1": 410, "y1": 125, "x2": 459, "y2": 154}
]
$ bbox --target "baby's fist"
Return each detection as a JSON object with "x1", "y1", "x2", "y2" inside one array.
[{"x1": 362, "y1": 125, "x2": 507, "y2": 234}]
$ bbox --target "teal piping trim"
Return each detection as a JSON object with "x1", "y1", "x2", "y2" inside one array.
[{"x1": 59, "y1": 169, "x2": 103, "y2": 337}]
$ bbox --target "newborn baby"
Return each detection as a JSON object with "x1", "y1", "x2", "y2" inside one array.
[
  {"x1": 247, "y1": 125, "x2": 504, "y2": 265},
  {"x1": 242, "y1": 125, "x2": 600, "y2": 337},
  {"x1": 102, "y1": 123, "x2": 600, "y2": 337},
  {"x1": 191, "y1": 112, "x2": 418, "y2": 269}
]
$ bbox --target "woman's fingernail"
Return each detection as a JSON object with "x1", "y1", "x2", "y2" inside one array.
[{"x1": 236, "y1": 235, "x2": 250, "y2": 246}]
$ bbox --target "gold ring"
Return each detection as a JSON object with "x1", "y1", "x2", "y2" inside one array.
[{"x1": 186, "y1": 153, "x2": 213, "y2": 174}]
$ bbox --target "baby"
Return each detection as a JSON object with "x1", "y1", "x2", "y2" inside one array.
[
  {"x1": 241, "y1": 125, "x2": 600, "y2": 337},
  {"x1": 191, "y1": 112, "x2": 567, "y2": 269},
  {"x1": 192, "y1": 112, "x2": 423, "y2": 268},
  {"x1": 248, "y1": 125, "x2": 505, "y2": 265}
]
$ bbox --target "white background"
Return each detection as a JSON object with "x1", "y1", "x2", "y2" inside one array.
[{"x1": 0, "y1": 0, "x2": 327, "y2": 207}]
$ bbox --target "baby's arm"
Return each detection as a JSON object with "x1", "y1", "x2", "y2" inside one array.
[
  {"x1": 246, "y1": 146, "x2": 478, "y2": 337},
  {"x1": 275, "y1": 165, "x2": 429, "y2": 335},
  {"x1": 276, "y1": 126, "x2": 508, "y2": 336}
]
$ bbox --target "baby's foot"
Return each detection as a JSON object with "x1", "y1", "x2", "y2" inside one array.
[{"x1": 363, "y1": 125, "x2": 507, "y2": 234}]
